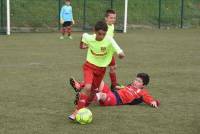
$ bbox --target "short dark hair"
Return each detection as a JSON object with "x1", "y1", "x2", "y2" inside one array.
[
  {"x1": 105, "y1": 9, "x2": 116, "y2": 17},
  {"x1": 137, "y1": 73, "x2": 150, "y2": 85},
  {"x1": 94, "y1": 21, "x2": 108, "y2": 32}
]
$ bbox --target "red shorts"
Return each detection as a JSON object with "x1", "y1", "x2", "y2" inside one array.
[
  {"x1": 109, "y1": 56, "x2": 116, "y2": 66},
  {"x1": 83, "y1": 61, "x2": 106, "y2": 91},
  {"x1": 99, "y1": 83, "x2": 117, "y2": 106}
]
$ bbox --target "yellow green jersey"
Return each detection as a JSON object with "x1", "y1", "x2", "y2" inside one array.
[
  {"x1": 107, "y1": 24, "x2": 114, "y2": 37},
  {"x1": 82, "y1": 33, "x2": 123, "y2": 67}
]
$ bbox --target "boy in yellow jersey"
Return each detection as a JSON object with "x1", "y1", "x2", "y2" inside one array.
[
  {"x1": 79, "y1": 9, "x2": 122, "y2": 90},
  {"x1": 105, "y1": 9, "x2": 121, "y2": 90},
  {"x1": 68, "y1": 21, "x2": 125, "y2": 120}
]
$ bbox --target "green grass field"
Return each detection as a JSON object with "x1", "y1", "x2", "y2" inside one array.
[{"x1": 0, "y1": 29, "x2": 200, "y2": 134}]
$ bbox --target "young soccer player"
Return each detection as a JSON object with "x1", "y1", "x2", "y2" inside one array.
[
  {"x1": 70, "y1": 73, "x2": 160, "y2": 108},
  {"x1": 79, "y1": 9, "x2": 121, "y2": 90},
  {"x1": 68, "y1": 21, "x2": 125, "y2": 120},
  {"x1": 60, "y1": 0, "x2": 74, "y2": 39},
  {"x1": 105, "y1": 9, "x2": 122, "y2": 90}
]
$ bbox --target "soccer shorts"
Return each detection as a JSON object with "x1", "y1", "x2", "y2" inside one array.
[
  {"x1": 63, "y1": 21, "x2": 72, "y2": 27},
  {"x1": 83, "y1": 61, "x2": 106, "y2": 91}
]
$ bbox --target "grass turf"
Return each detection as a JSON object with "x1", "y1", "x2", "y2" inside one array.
[{"x1": 0, "y1": 29, "x2": 200, "y2": 134}]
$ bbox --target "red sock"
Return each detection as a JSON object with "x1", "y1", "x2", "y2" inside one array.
[
  {"x1": 109, "y1": 72, "x2": 117, "y2": 87},
  {"x1": 66, "y1": 27, "x2": 72, "y2": 36},
  {"x1": 76, "y1": 93, "x2": 89, "y2": 110},
  {"x1": 80, "y1": 81, "x2": 85, "y2": 89},
  {"x1": 61, "y1": 28, "x2": 65, "y2": 35}
]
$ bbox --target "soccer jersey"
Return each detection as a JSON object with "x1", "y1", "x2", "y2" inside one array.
[
  {"x1": 60, "y1": 5, "x2": 73, "y2": 21},
  {"x1": 82, "y1": 33, "x2": 123, "y2": 67},
  {"x1": 107, "y1": 24, "x2": 114, "y2": 37},
  {"x1": 117, "y1": 85, "x2": 154, "y2": 105}
]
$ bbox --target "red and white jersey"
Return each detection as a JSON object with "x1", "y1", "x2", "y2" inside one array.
[{"x1": 117, "y1": 85, "x2": 154, "y2": 105}]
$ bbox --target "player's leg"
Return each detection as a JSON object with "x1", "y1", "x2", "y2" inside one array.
[
  {"x1": 109, "y1": 57, "x2": 124, "y2": 90},
  {"x1": 97, "y1": 91, "x2": 117, "y2": 106},
  {"x1": 87, "y1": 66, "x2": 106, "y2": 105},
  {"x1": 69, "y1": 77, "x2": 85, "y2": 92},
  {"x1": 66, "y1": 21, "x2": 72, "y2": 39},
  {"x1": 68, "y1": 63, "x2": 94, "y2": 120},
  {"x1": 109, "y1": 56, "x2": 118, "y2": 90},
  {"x1": 60, "y1": 22, "x2": 67, "y2": 39}
]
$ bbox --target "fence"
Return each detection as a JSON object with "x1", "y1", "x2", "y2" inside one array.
[
  {"x1": 0, "y1": 0, "x2": 199, "y2": 33},
  {"x1": 0, "y1": 0, "x2": 7, "y2": 33}
]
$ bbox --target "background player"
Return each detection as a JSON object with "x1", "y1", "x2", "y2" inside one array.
[{"x1": 60, "y1": 0, "x2": 74, "y2": 39}]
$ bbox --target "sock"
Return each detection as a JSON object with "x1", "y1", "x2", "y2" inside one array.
[
  {"x1": 67, "y1": 27, "x2": 72, "y2": 36},
  {"x1": 76, "y1": 93, "x2": 89, "y2": 110},
  {"x1": 79, "y1": 81, "x2": 85, "y2": 89},
  {"x1": 96, "y1": 93, "x2": 101, "y2": 101},
  {"x1": 109, "y1": 72, "x2": 117, "y2": 87},
  {"x1": 61, "y1": 28, "x2": 65, "y2": 36}
]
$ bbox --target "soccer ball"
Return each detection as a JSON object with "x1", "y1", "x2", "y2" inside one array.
[{"x1": 75, "y1": 108, "x2": 93, "y2": 125}]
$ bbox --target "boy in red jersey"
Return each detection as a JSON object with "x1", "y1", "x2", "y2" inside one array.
[
  {"x1": 70, "y1": 73, "x2": 160, "y2": 108},
  {"x1": 68, "y1": 21, "x2": 125, "y2": 120}
]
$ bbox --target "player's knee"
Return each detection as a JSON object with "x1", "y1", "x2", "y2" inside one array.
[
  {"x1": 83, "y1": 84, "x2": 92, "y2": 95},
  {"x1": 100, "y1": 93, "x2": 107, "y2": 101}
]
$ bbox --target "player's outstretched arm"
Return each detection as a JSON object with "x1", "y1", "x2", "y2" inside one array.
[
  {"x1": 80, "y1": 34, "x2": 89, "y2": 49},
  {"x1": 80, "y1": 41, "x2": 88, "y2": 49},
  {"x1": 150, "y1": 101, "x2": 159, "y2": 108},
  {"x1": 118, "y1": 51, "x2": 125, "y2": 59},
  {"x1": 108, "y1": 36, "x2": 125, "y2": 59}
]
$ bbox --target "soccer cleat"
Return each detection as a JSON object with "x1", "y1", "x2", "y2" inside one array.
[
  {"x1": 69, "y1": 77, "x2": 82, "y2": 92},
  {"x1": 68, "y1": 114, "x2": 75, "y2": 121},
  {"x1": 68, "y1": 111, "x2": 77, "y2": 121},
  {"x1": 68, "y1": 36, "x2": 73, "y2": 39},
  {"x1": 60, "y1": 36, "x2": 64, "y2": 39}
]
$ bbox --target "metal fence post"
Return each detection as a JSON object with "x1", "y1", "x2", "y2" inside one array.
[
  {"x1": 83, "y1": 0, "x2": 86, "y2": 30},
  {"x1": 111, "y1": 0, "x2": 113, "y2": 9},
  {"x1": 158, "y1": 0, "x2": 161, "y2": 29},
  {"x1": 180, "y1": 0, "x2": 184, "y2": 28},
  {"x1": 58, "y1": 0, "x2": 61, "y2": 30},
  {"x1": 0, "y1": 0, "x2": 3, "y2": 29}
]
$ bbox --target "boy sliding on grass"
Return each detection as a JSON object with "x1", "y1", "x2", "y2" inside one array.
[
  {"x1": 68, "y1": 21, "x2": 125, "y2": 120},
  {"x1": 70, "y1": 73, "x2": 160, "y2": 108}
]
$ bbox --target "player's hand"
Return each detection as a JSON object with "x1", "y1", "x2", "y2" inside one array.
[
  {"x1": 151, "y1": 101, "x2": 158, "y2": 108},
  {"x1": 80, "y1": 42, "x2": 88, "y2": 49},
  {"x1": 118, "y1": 52, "x2": 125, "y2": 59},
  {"x1": 60, "y1": 19, "x2": 64, "y2": 24},
  {"x1": 72, "y1": 19, "x2": 75, "y2": 25}
]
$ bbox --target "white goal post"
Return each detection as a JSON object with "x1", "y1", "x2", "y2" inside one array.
[
  {"x1": 123, "y1": 0, "x2": 128, "y2": 33},
  {"x1": 6, "y1": 0, "x2": 10, "y2": 35}
]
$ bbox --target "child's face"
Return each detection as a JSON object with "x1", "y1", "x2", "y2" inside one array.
[
  {"x1": 133, "y1": 77, "x2": 144, "y2": 89},
  {"x1": 105, "y1": 13, "x2": 116, "y2": 25},
  {"x1": 65, "y1": 1, "x2": 70, "y2": 5},
  {"x1": 95, "y1": 30, "x2": 107, "y2": 41}
]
